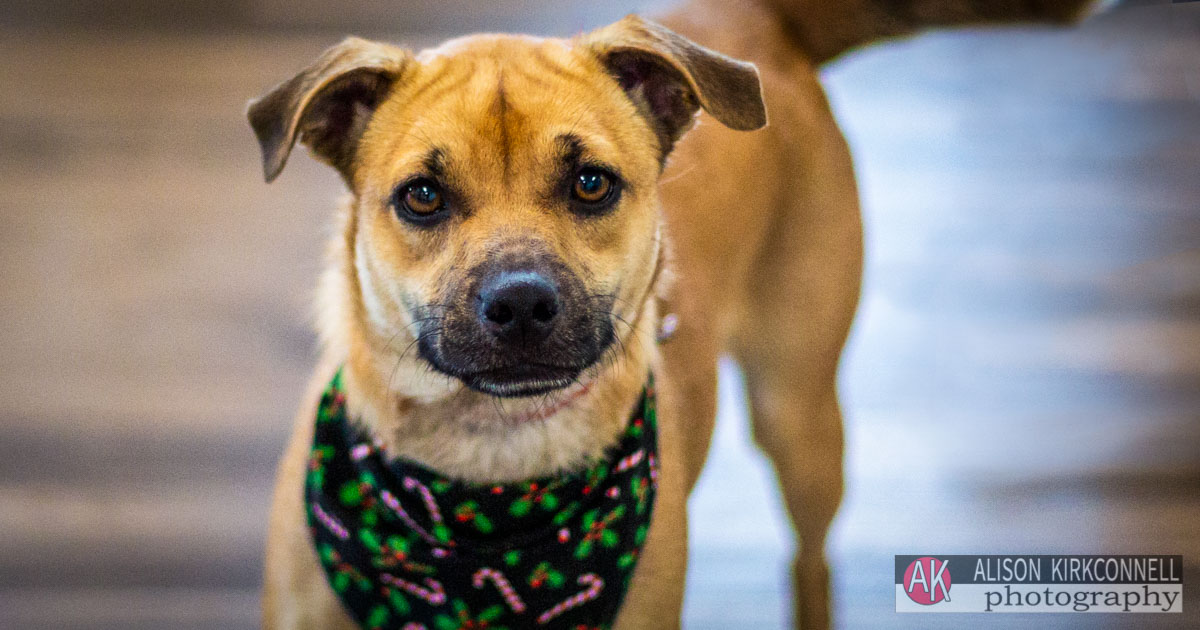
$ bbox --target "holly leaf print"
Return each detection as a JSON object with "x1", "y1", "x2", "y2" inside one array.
[
  {"x1": 366, "y1": 605, "x2": 389, "y2": 628},
  {"x1": 509, "y1": 498, "x2": 532, "y2": 517},
  {"x1": 388, "y1": 589, "x2": 411, "y2": 615},
  {"x1": 359, "y1": 528, "x2": 381, "y2": 551},
  {"x1": 478, "y1": 604, "x2": 505, "y2": 622},
  {"x1": 338, "y1": 482, "x2": 362, "y2": 506},
  {"x1": 333, "y1": 572, "x2": 351, "y2": 592},
  {"x1": 434, "y1": 523, "x2": 452, "y2": 544}
]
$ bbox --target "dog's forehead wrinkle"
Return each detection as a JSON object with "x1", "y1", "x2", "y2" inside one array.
[{"x1": 493, "y1": 70, "x2": 513, "y2": 183}]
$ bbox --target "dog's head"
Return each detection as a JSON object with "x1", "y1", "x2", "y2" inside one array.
[{"x1": 249, "y1": 16, "x2": 765, "y2": 399}]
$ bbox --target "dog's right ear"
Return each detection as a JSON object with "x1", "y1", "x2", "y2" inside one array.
[
  {"x1": 247, "y1": 37, "x2": 412, "y2": 184},
  {"x1": 581, "y1": 15, "x2": 767, "y2": 158}
]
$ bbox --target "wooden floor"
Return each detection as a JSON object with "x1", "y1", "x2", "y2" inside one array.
[{"x1": 1, "y1": 3, "x2": 1197, "y2": 629}]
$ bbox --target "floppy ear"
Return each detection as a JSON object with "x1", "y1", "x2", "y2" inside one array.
[
  {"x1": 581, "y1": 15, "x2": 767, "y2": 156},
  {"x1": 247, "y1": 37, "x2": 412, "y2": 184}
]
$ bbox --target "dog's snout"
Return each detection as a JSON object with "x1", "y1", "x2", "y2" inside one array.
[{"x1": 477, "y1": 271, "x2": 560, "y2": 344}]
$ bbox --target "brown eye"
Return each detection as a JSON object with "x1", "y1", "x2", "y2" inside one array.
[
  {"x1": 573, "y1": 169, "x2": 613, "y2": 204},
  {"x1": 402, "y1": 180, "x2": 444, "y2": 215}
]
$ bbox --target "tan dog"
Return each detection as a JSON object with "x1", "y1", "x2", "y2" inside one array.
[{"x1": 249, "y1": 2, "x2": 1100, "y2": 628}]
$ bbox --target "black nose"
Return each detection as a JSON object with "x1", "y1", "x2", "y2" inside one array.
[{"x1": 477, "y1": 271, "x2": 560, "y2": 344}]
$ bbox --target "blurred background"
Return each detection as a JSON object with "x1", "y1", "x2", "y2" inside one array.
[{"x1": 1, "y1": 0, "x2": 1197, "y2": 628}]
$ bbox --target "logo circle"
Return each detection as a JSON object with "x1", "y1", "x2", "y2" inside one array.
[{"x1": 903, "y1": 557, "x2": 952, "y2": 605}]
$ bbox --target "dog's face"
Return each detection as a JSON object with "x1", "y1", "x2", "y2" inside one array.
[
  {"x1": 249, "y1": 16, "x2": 765, "y2": 399},
  {"x1": 351, "y1": 36, "x2": 667, "y2": 398}
]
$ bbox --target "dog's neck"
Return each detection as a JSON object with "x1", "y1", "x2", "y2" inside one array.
[{"x1": 317, "y1": 200, "x2": 660, "y2": 484}]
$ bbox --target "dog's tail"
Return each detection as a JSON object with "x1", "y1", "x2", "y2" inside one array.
[{"x1": 757, "y1": 0, "x2": 1114, "y2": 64}]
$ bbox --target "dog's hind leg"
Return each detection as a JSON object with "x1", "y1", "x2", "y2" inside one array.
[
  {"x1": 730, "y1": 121, "x2": 862, "y2": 629},
  {"x1": 736, "y1": 350, "x2": 847, "y2": 630}
]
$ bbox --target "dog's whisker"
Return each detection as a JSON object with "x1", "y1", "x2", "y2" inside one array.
[
  {"x1": 658, "y1": 162, "x2": 697, "y2": 186},
  {"x1": 389, "y1": 324, "x2": 446, "y2": 393},
  {"x1": 489, "y1": 392, "x2": 511, "y2": 425}
]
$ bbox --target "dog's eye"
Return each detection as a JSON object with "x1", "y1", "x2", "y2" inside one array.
[
  {"x1": 572, "y1": 169, "x2": 614, "y2": 204},
  {"x1": 402, "y1": 180, "x2": 444, "y2": 215},
  {"x1": 392, "y1": 179, "x2": 448, "y2": 225}
]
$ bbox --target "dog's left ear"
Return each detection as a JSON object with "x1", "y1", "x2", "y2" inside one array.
[
  {"x1": 582, "y1": 15, "x2": 767, "y2": 156},
  {"x1": 247, "y1": 37, "x2": 412, "y2": 184}
]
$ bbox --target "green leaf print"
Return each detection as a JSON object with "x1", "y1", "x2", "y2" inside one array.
[
  {"x1": 553, "y1": 501, "x2": 580, "y2": 526},
  {"x1": 575, "y1": 539, "x2": 594, "y2": 560},
  {"x1": 332, "y1": 571, "x2": 351, "y2": 592},
  {"x1": 509, "y1": 498, "x2": 532, "y2": 517},
  {"x1": 339, "y1": 482, "x2": 362, "y2": 506},
  {"x1": 366, "y1": 604, "x2": 389, "y2": 628},
  {"x1": 359, "y1": 528, "x2": 381, "y2": 551},
  {"x1": 388, "y1": 589, "x2": 410, "y2": 615},
  {"x1": 434, "y1": 523, "x2": 452, "y2": 544},
  {"x1": 386, "y1": 535, "x2": 409, "y2": 554},
  {"x1": 478, "y1": 604, "x2": 505, "y2": 622},
  {"x1": 307, "y1": 467, "x2": 324, "y2": 490}
]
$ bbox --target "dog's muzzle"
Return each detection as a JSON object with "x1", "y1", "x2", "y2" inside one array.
[{"x1": 416, "y1": 254, "x2": 615, "y2": 398}]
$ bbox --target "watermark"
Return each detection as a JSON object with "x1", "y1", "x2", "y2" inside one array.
[{"x1": 895, "y1": 555, "x2": 1183, "y2": 613}]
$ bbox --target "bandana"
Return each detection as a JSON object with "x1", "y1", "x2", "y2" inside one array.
[{"x1": 305, "y1": 370, "x2": 659, "y2": 630}]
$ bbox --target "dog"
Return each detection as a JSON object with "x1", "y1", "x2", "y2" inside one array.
[{"x1": 249, "y1": 2, "x2": 1101, "y2": 628}]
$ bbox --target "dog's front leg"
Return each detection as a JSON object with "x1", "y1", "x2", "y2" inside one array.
[
  {"x1": 611, "y1": 481, "x2": 688, "y2": 629},
  {"x1": 611, "y1": 372, "x2": 690, "y2": 630},
  {"x1": 263, "y1": 365, "x2": 360, "y2": 630}
]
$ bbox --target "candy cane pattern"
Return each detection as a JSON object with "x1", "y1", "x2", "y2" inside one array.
[
  {"x1": 403, "y1": 477, "x2": 446, "y2": 525},
  {"x1": 614, "y1": 449, "x2": 645, "y2": 473},
  {"x1": 380, "y1": 574, "x2": 446, "y2": 606},
  {"x1": 349, "y1": 443, "x2": 372, "y2": 461},
  {"x1": 472, "y1": 567, "x2": 526, "y2": 613},
  {"x1": 379, "y1": 488, "x2": 441, "y2": 546},
  {"x1": 311, "y1": 500, "x2": 349, "y2": 540},
  {"x1": 536, "y1": 573, "x2": 604, "y2": 624}
]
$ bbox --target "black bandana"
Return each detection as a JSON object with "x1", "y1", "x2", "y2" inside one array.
[{"x1": 305, "y1": 370, "x2": 659, "y2": 630}]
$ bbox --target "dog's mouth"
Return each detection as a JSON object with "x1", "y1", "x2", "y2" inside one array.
[
  {"x1": 416, "y1": 328, "x2": 609, "y2": 399},
  {"x1": 458, "y1": 363, "x2": 588, "y2": 398}
]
